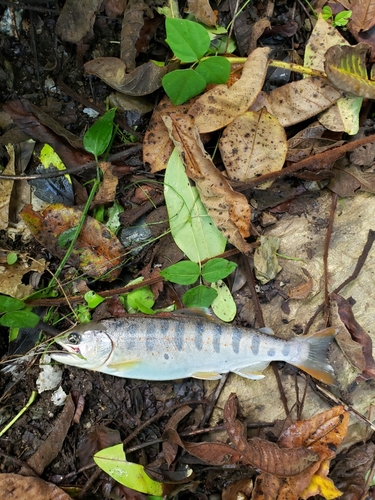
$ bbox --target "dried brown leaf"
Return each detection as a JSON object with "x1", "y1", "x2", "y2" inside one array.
[
  {"x1": 329, "y1": 161, "x2": 375, "y2": 197},
  {"x1": 0, "y1": 145, "x2": 15, "y2": 230},
  {"x1": 84, "y1": 58, "x2": 167, "y2": 96},
  {"x1": 222, "y1": 478, "x2": 253, "y2": 500},
  {"x1": 162, "y1": 405, "x2": 192, "y2": 467},
  {"x1": 219, "y1": 109, "x2": 287, "y2": 185},
  {"x1": 0, "y1": 474, "x2": 72, "y2": 500},
  {"x1": 288, "y1": 268, "x2": 313, "y2": 299},
  {"x1": 25, "y1": 394, "x2": 75, "y2": 475},
  {"x1": 56, "y1": 0, "x2": 101, "y2": 44},
  {"x1": 224, "y1": 394, "x2": 319, "y2": 476},
  {"x1": 93, "y1": 162, "x2": 118, "y2": 205},
  {"x1": 120, "y1": 0, "x2": 148, "y2": 70},
  {"x1": 351, "y1": 0, "x2": 375, "y2": 32},
  {"x1": 188, "y1": 47, "x2": 271, "y2": 133},
  {"x1": 325, "y1": 43, "x2": 375, "y2": 99},
  {"x1": 186, "y1": 0, "x2": 217, "y2": 26},
  {"x1": 77, "y1": 425, "x2": 121, "y2": 468},
  {"x1": 163, "y1": 113, "x2": 252, "y2": 253},
  {"x1": 264, "y1": 77, "x2": 342, "y2": 127}
]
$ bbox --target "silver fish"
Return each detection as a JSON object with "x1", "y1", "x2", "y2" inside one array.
[{"x1": 51, "y1": 316, "x2": 336, "y2": 384}]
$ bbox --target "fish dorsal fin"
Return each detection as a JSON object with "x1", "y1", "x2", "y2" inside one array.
[
  {"x1": 191, "y1": 371, "x2": 222, "y2": 380},
  {"x1": 258, "y1": 327, "x2": 275, "y2": 336}
]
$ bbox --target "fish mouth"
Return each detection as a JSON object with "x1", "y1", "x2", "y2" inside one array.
[{"x1": 51, "y1": 343, "x2": 86, "y2": 361}]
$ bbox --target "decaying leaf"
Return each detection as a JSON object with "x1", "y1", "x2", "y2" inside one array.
[
  {"x1": 162, "y1": 405, "x2": 192, "y2": 467},
  {"x1": 222, "y1": 478, "x2": 253, "y2": 500},
  {"x1": 254, "y1": 235, "x2": 282, "y2": 284},
  {"x1": 0, "y1": 144, "x2": 15, "y2": 230},
  {"x1": 56, "y1": 0, "x2": 101, "y2": 44},
  {"x1": 0, "y1": 474, "x2": 73, "y2": 500},
  {"x1": 351, "y1": 0, "x2": 375, "y2": 33},
  {"x1": 219, "y1": 109, "x2": 287, "y2": 186},
  {"x1": 143, "y1": 97, "x2": 190, "y2": 173},
  {"x1": 264, "y1": 77, "x2": 342, "y2": 127},
  {"x1": 329, "y1": 160, "x2": 375, "y2": 197},
  {"x1": 77, "y1": 425, "x2": 122, "y2": 468},
  {"x1": 224, "y1": 394, "x2": 319, "y2": 477},
  {"x1": 120, "y1": 0, "x2": 148, "y2": 71},
  {"x1": 84, "y1": 58, "x2": 167, "y2": 96},
  {"x1": 93, "y1": 162, "x2": 119, "y2": 205},
  {"x1": 0, "y1": 256, "x2": 46, "y2": 299},
  {"x1": 324, "y1": 43, "x2": 375, "y2": 99},
  {"x1": 288, "y1": 268, "x2": 313, "y2": 300},
  {"x1": 163, "y1": 113, "x2": 252, "y2": 254},
  {"x1": 186, "y1": 0, "x2": 217, "y2": 26},
  {"x1": 20, "y1": 204, "x2": 124, "y2": 280},
  {"x1": 188, "y1": 47, "x2": 271, "y2": 133},
  {"x1": 286, "y1": 122, "x2": 342, "y2": 162},
  {"x1": 318, "y1": 95, "x2": 363, "y2": 135}
]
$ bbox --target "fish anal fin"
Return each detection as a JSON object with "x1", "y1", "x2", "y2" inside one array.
[
  {"x1": 233, "y1": 361, "x2": 270, "y2": 380},
  {"x1": 191, "y1": 371, "x2": 222, "y2": 380},
  {"x1": 106, "y1": 358, "x2": 142, "y2": 372}
]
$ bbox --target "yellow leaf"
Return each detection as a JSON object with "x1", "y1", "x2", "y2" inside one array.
[{"x1": 301, "y1": 474, "x2": 342, "y2": 500}]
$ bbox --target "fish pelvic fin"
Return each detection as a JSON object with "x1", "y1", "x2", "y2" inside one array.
[{"x1": 292, "y1": 327, "x2": 337, "y2": 385}]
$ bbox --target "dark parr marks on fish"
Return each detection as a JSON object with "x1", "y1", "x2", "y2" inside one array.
[
  {"x1": 146, "y1": 321, "x2": 156, "y2": 351},
  {"x1": 159, "y1": 320, "x2": 170, "y2": 335},
  {"x1": 267, "y1": 348, "x2": 276, "y2": 357},
  {"x1": 252, "y1": 334, "x2": 260, "y2": 355},
  {"x1": 174, "y1": 322, "x2": 185, "y2": 351},
  {"x1": 125, "y1": 323, "x2": 138, "y2": 350},
  {"x1": 232, "y1": 329, "x2": 242, "y2": 354},
  {"x1": 282, "y1": 343, "x2": 291, "y2": 357},
  {"x1": 213, "y1": 324, "x2": 223, "y2": 353},
  {"x1": 195, "y1": 321, "x2": 204, "y2": 351},
  {"x1": 164, "y1": 353, "x2": 169, "y2": 360}
]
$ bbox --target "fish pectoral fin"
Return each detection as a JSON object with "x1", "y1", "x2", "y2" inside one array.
[
  {"x1": 191, "y1": 371, "x2": 222, "y2": 380},
  {"x1": 258, "y1": 327, "x2": 275, "y2": 336},
  {"x1": 233, "y1": 361, "x2": 271, "y2": 380},
  {"x1": 106, "y1": 358, "x2": 142, "y2": 372}
]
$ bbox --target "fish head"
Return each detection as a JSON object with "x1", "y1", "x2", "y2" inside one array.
[{"x1": 51, "y1": 322, "x2": 113, "y2": 370}]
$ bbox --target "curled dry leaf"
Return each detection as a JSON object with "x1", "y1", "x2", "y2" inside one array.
[
  {"x1": 77, "y1": 425, "x2": 121, "y2": 468},
  {"x1": 84, "y1": 58, "x2": 167, "y2": 96},
  {"x1": 143, "y1": 97, "x2": 190, "y2": 173},
  {"x1": 188, "y1": 47, "x2": 271, "y2": 133},
  {"x1": 186, "y1": 0, "x2": 217, "y2": 26},
  {"x1": 120, "y1": 0, "x2": 148, "y2": 71},
  {"x1": 163, "y1": 113, "x2": 252, "y2": 254},
  {"x1": 162, "y1": 405, "x2": 192, "y2": 467},
  {"x1": 0, "y1": 474, "x2": 73, "y2": 500},
  {"x1": 351, "y1": 0, "x2": 375, "y2": 33},
  {"x1": 224, "y1": 394, "x2": 319, "y2": 477},
  {"x1": 20, "y1": 204, "x2": 124, "y2": 280},
  {"x1": 219, "y1": 109, "x2": 287, "y2": 186},
  {"x1": 324, "y1": 43, "x2": 375, "y2": 99},
  {"x1": 329, "y1": 160, "x2": 375, "y2": 197},
  {"x1": 93, "y1": 162, "x2": 119, "y2": 205}
]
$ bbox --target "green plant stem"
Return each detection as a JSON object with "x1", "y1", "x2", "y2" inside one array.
[
  {"x1": 0, "y1": 391, "x2": 37, "y2": 437},
  {"x1": 48, "y1": 167, "x2": 102, "y2": 290}
]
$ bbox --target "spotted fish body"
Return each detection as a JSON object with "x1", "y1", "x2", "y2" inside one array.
[{"x1": 51, "y1": 316, "x2": 336, "y2": 384}]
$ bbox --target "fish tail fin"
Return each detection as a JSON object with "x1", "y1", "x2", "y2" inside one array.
[{"x1": 292, "y1": 327, "x2": 337, "y2": 385}]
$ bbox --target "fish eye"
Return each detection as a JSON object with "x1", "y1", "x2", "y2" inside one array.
[{"x1": 68, "y1": 332, "x2": 81, "y2": 345}]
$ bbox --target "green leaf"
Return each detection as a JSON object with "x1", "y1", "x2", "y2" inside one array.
[
  {"x1": 160, "y1": 261, "x2": 200, "y2": 285},
  {"x1": 333, "y1": 10, "x2": 352, "y2": 26},
  {"x1": 93, "y1": 204, "x2": 105, "y2": 223},
  {"x1": 0, "y1": 295, "x2": 25, "y2": 313},
  {"x1": 75, "y1": 304, "x2": 92, "y2": 323},
  {"x1": 94, "y1": 444, "x2": 164, "y2": 496},
  {"x1": 57, "y1": 227, "x2": 77, "y2": 249},
  {"x1": 164, "y1": 148, "x2": 226, "y2": 263},
  {"x1": 165, "y1": 18, "x2": 210, "y2": 62},
  {"x1": 83, "y1": 108, "x2": 116, "y2": 159},
  {"x1": 182, "y1": 285, "x2": 217, "y2": 308},
  {"x1": 195, "y1": 57, "x2": 231, "y2": 84},
  {"x1": 0, "y1": 310, "x2": 40, "y2": 328},
  {"x1": 321, "y1": 5, "x2": 332, "y2": 20},
  {"x1": 84, "y1": 291, "x2": 105, "y2": 309},
  {"x1": 7, "y1": 252, "x2": 18, "y2": 265},
  {"x1": 126, "y1": 287, "x2": 155, "y2": 313},
  {"x1": 211, "y1": 280, "x2": 236, "y2": 322},
  {"x1": 162, "y1": 69, "x2": 206, "y2": 105},
  {"x1": 201, "y1": 258, "x2": 237, "y2": 283},
  {"x1": 106, "y1": 201, "x2": 124, "y2": 234}
]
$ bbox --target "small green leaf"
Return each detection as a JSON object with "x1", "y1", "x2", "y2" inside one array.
[
  {"x1": 162, "y1": 69, "x2": 206, "y2": 105},
  {"x1": 333, "y1": 10, "x2": 352, "y2": 26},
  {"x1": 160, "y1": 261, "x2": 200, "y2": 285},
  {"x1": 211, "y1": 280, "x2": 236, "y2": 322},
  {"x1": 201, "y1": 258, "x2": 237, "y2": 283},
  {"x1": 75, "y1": 304, "x2": 92, "y2": 323},
  {"x1": 57, "y1": 227, "x2": 77, "y2": 249},
  {"x1": 195, "y1": 57, "x2": 231, "y2": 84},
  {"x1": 0, "y1": 310, "x2": 40, "y2": 328},
  {"x1": 165, "y1": 18, "x2": 210, "y2": 62},
  {"x1": 321, "y1": 5, "x2": 332, "y2": 20},
  {"x1": 93, "y1": 204, "x2": 105, "y2": 223},
  {"x1": 83, "y1": 108, "x2": 116, "y2": 159},
  {"x1": 106, "y1": 201, "x2": 124, "y2": 234},
  {"x1": 84, "y1": 291, "x2": 105, "y2": 309},
  {"x1": 182, "y1": 285, "x2": 217, "y2": 308},
  {"x1": 7, "y1": 253, "x2": 18, "y2": 265},
  {"x1": 0, "y1": 296, "x2": 25, "y2": 313},
  {"x1": 125, "y1": 287, "x2": 155, "y2": 313},
  {"x1": 94, "y1": 444, "x2": 164, "y2": 496}
]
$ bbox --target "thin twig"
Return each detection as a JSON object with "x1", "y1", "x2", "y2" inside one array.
[{"x1": 323, "y1": 193, "x2": 338, "y2": 323}]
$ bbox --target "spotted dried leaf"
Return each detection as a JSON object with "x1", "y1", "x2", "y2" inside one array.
[
  {"x1": 188, "y1": 47, "x2": 271, "y2": 133},
  {"x1": 163, "y1": 113, "x2": 252, "y2": 254},
  {"x1": 288, "y1": 268, "x2": 313, "y2": 299},
  {"x1": 219, "y1": 109, "x2": 287, "y2": 186}
]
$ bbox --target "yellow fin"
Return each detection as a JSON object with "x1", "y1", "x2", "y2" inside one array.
[
  {"x1": 234, "y1": 362, "x2": 270, "y2": 380},
  {"x1": 106, "y1": 358, "x2": 142, "y2": 371},
  {"x1": 191, "y1": 371, "x2": 222, "y2": 380}
]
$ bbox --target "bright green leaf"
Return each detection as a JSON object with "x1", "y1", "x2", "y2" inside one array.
[
  {"x1": 211, "y1": 280, "x2": 236, "y2": 322},
  {"x1": 83, "y1": 108, "x2": 116, "y2": 159},
  {"x1": 201, "y1": 258, "x2": 237, "y2": 283},
  {"x1": 160, "y1": 261, "x2": 200, "y2": 285},
  {"x1": 321, "y1": 5, "x2": 332, "y2": 20},
  {"x1": 0, "y1": 295, "x2": 25, "y2": 313},
  {"x1": 0, "y1": 310, "x2": 40, "y2": 328},
  {"x1": 7, "y1": 252, "x2": 18, "y2": 265},
  {"x1": 57, "y1": 227, "x2": 77, "y2": 249},
  {"x1": 94, "y1": 444, "x2": 164, "y2": 496},
  {"x1": 182, "y1": 285, "x2": 217, "y2": 308},
  {"x1": 164, "y1": 148, "x2": 226, "y2": 263},
  {"x1": 125, "y1": 287, "x2": 155, "y2": 313},
  {"x1": 84, "y1": 291, "x2": 105, "y2": 309},
  {"x1": 165, "y1": 18, "x2": 210, "y2": 62},
  {"x1": 75, "y1": 304, "x2": 92, "y2": 323},
  {"x1": 334, "y1": 10, "x2": 352, "y2": 26},
  {"x1": 195, "y1": 57, "x2": 231, "y2": 84},
  {"x1": 93, "y1": 204, "x2": 105, "y2": 223},
  {"x1": 162, "y1": 69, "x2": 206, "y2": 105}
]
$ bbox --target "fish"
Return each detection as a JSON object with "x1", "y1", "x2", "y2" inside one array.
[{"x1": 50, "y1": 316, "x2": 336, "y2": 384}]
